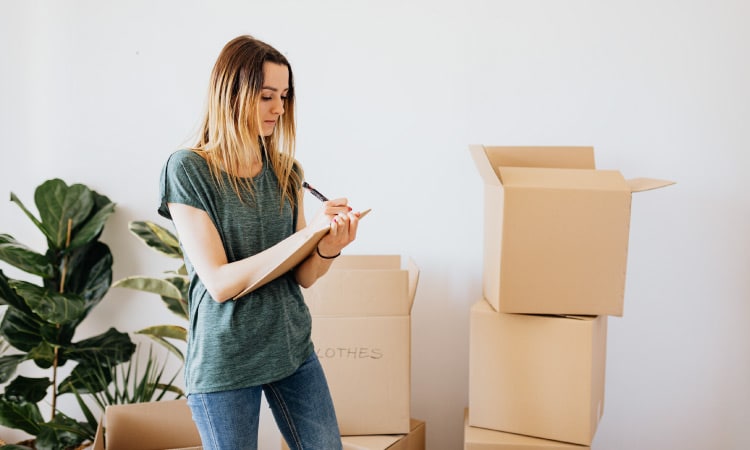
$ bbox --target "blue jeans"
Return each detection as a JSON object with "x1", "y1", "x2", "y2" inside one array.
[{"x1": 186, "y1": 352, "x2": 342, "y2": 450}]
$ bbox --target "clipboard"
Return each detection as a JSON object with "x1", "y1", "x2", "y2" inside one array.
[{"x1": 232, "y1": 208, "x2": 371, "y2": 299}]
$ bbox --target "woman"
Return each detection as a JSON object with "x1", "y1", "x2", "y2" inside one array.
[{"x1": 158, "y1": 35, "x2": 360, "y2": 449}]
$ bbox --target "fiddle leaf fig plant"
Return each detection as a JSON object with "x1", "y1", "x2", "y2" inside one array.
[
  {"x1": 0, "y1": 179, "x2": 135, "y2": 450},
  {"x1": 112, "y1": 221, "x2": 188, "y2": 362}
]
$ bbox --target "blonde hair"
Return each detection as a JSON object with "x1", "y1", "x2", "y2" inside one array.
[{"x1": 192, "y1": 35, "x2": 301, "y2": 208}]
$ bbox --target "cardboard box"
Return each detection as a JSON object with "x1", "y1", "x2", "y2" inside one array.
[
  {"x1": 302, "y1": 255, "x2": 419, "y2": 435},
  {"x1": 281, "y1": 418, "x2": 426, "y2": 450},
  {"x1": 92, "y1": 399, "x2": 201, "y2": 450},
  {"x1": 464, "y1": 409, "x2": 588, "y2": 449},
  {"x1": 470, "y1": 145, "x2": 674, "y2": 316},
  {"x1": 468, "y1": 300, "x2": 607, "y2": 445}
]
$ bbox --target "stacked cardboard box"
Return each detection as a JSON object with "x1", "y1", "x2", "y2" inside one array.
[
  {"x1": 301, "y1": 254, "x2": 424, "y2": 448},
  {"x1": 465, "y1": 145, "x2": 673, "y2": 448}
]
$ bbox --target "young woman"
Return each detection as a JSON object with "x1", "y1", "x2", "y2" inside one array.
[{"x1": 158, "y1": 35, "x2": 360, "y2": 450}]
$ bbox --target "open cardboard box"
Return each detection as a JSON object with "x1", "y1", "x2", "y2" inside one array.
[
  {"x1": 281, "y1": 418, "x2": 425, "y2": 450},
  {"x1": 92, "y1": 399, "x2": 201, "y2": 450},
  {"x1": 470, "y1": 145, "x2": 674, "y2": 316},
  {"x1": 468, "y1": 299, "x2": 607, "y2": 446},
  {"x1": 302, "y1": 255, "x2": 419, "y2": 436},
  {"x1": 464, "y1": 409, "x2": 589, "y2": 449}
]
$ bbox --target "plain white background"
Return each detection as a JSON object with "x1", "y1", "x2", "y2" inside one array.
[{"x1": 1, "y1": 1, "x2": 748, "y2": 449}]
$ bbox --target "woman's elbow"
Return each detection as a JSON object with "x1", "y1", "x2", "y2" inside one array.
[{"x1": 204, "y1": 283, "x2": 234, "y2": 303}]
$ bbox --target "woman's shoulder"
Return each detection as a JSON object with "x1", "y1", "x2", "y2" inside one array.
[
  {"x1": 168, "y1": 148, "x2": 205, "y2": 164},
  {"x1": 165, "y1": 149, "x2": 211, "y2": 171}
]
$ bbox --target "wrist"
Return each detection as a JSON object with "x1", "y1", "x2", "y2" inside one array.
[{"x1": 316, "y1": 245, "x2": 340, "y2": 260}]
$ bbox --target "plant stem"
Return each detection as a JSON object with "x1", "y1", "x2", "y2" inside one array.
[{"x1": 51, "y1": 218, "x2": 73, "y2": 421}]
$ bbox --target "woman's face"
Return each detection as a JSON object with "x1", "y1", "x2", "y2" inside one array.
[{"x1": 259, "y1": 62, "x2": 289, "y2": 136}]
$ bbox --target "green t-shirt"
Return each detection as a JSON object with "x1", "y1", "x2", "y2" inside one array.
[{"x1": 158, "y1": 149, "x2": 313, "y2": 394}]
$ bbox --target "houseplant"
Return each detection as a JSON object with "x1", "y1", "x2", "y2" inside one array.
[
  {"x1": 0, "y1": 179, "x2": 135, "y2": 450},
  {"x1": 111, "y1": 220, "x2": 188, "y2": 363}
]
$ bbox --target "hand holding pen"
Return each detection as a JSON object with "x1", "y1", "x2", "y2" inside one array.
[{"x1": 302, "y1": 181, "x2": 368, "y2": 259}]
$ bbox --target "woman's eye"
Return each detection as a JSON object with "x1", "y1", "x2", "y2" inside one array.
[{"x1": 261, "y1": 96, "x2": 272, "y2": 101}]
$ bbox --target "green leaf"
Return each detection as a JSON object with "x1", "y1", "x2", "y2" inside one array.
[
  {"x1": 137, "y1": 334, "x2": 184, "y2": 362},
  {"x1": 0, "y1": 234, "x2": 55, "y2": 278},
  {"x1": 0, "y1": 354, "x2": 26, "y2": 383},
  {"x1": 164, "y1": 275, "x2": 189, "y2": 319},
  {"x1": 8, "y1": 192, "x2": 44, "y2": 237},
  {"x1": 68, "y1": 200, "x2": 116, "y2": 250},
  {"x1": 58, "y1": 361, "x2": 112, "y2": 395},
  {"x1": 4, "y1": 376, "x2": 52, "y2": 403},
  {"x1": 0, "y1": 308, "x2": 47, "y2": 353},
  {"x1": 66, "y1": 328, "x2": 135, "y2": 366},
  {"x1": 113, "y1": 276, "x2": 182, "y2": 299},
  {"x1": 0, "y1": 395, "x2": 43, "y2": 435},
  {"x1": 129, "y1": 221, "x2": 182, "y2": 258},
  {"x1": 35, "y1": 414, "x2": 90, "y2": 450},
  {"x1": 62, "y1": 242, "x2": 112, "y2": 311},
  {"x1": 34, "y1": 179, "x2": 94, "y2": 250},
  {"x1": 0, "y1": 270, "x2": 32, "y2": 311},
  {"x1": 27, "y1": 340, "x2": 57, "y2": 368},
  {"x1": 137, "y1": 325, "x2": 187, "y2": 342},
  {"x1": 9, "y1": 281, "x2": 86, "y2": 325}
]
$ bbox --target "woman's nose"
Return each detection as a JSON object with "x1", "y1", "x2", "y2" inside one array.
[{"x1": 272, "y1": 97, "x2": 284, "y2": 114}]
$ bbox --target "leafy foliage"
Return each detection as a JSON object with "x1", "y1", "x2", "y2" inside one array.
[
  {"x1": 0, "y1": 179, "x2": 135, "y2": 450},
  {"x1": 112, "y1": 221, "x2": 188, "y2": 361}
]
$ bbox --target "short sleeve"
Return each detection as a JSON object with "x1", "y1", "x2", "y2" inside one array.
[{"x1": 158, "y1": 150, "x2": 210, "y2": 219}]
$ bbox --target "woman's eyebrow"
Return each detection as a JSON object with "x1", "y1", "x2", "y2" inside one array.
[{"x1": 261, "y1": 86, "x2": 289, "y2": 92}]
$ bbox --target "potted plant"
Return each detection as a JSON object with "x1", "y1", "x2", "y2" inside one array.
[
  {"x1": 0, "y1": 179, "x2": 135, "y2": 450},
  {"x1": 111, "y1": 220, "x2": 188, "y2": 363}
]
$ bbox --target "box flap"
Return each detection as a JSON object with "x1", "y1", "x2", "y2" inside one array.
[
  {"x1": 498, "y1": 166, "x2": 628, "y2": 191},
  {"x1": 626, "y1": 177, "x2": 676, "y2": 193},
  {"x1": 303, "y1": 255, "x2": 419, "y2": 317},
  {"x1": 470, "y1": 145, "x2": 596, "y2": 185},
  {"x1": 102, "y1": 399, "x2": 201, "y2": 450}
]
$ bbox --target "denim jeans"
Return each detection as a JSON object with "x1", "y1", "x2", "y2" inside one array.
[{"x1": 186, "y1": 352, "x2": 342, "y2": 450}]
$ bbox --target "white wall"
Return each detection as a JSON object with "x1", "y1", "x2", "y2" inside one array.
[{"x1": 1, "y1": 1, "x2": 748, "y2": 449}]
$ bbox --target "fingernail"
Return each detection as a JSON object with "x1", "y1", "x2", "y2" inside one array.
[{"x1": 347, "y1": 206, "x2": 352, "y2": 212}]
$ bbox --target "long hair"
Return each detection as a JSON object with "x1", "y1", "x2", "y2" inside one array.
[{"x1": 192, "y1": 35, "x2": 301, "y2": 209}]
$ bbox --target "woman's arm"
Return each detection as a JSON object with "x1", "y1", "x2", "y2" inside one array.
[{"x1": 166, "y1": 196, "x2": 357, "y2": 302}]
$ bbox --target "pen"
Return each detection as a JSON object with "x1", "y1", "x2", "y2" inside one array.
[{"x1": 302, "y1": 181, "x2": 329, "y2": 202}]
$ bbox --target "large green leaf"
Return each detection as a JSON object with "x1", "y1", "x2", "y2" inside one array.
[
  {"x1": 129, "y1": 221, "x2": 182, "y2": 258},
  {"x1": 0, "y1": 270, "x2": 32, "y2": 312},
  {"x1": 4, "y1": 376, "x2": 52, "y2": 403},
  {"x1": 34, "y1": 179, "x2": 94, "y2": 251},
  {"x1": 35, "y1": 414, "x2": 90, "y2": 450},
  {"x1": 0, "y1": 395, "x2": 43, "y2": 435},
  {"x1": 113, "y1": 276, "x2": 182, "y2": 299},
  {"x1": 62, "y1": 241, "x2": 112, "y2": 311},
  {"x1": 0, "y1": 234, "x2": 55, "y2": 278},
  {"x1": 9, "y1": 281, "x2": 85, "y2": 325},
  {"x1": 66, "y1": 328, "x2": 134, "y2": 366},
  {"x1": 57, "y1": 361, "x2": 112, "y2": 395},
  {"x1": 0, "y1": 308, "x2": 47, "y2": 353},
  {"x1": 0, "y1": 354, "x2": 26, "y2": 383},
  {"x1": 68, "y1": 200, "x2": 115, "y2": 250}
]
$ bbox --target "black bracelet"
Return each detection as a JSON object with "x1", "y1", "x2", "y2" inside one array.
[{"x1": 316, "y1": 246, "x2": 340, "y2": 259}]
